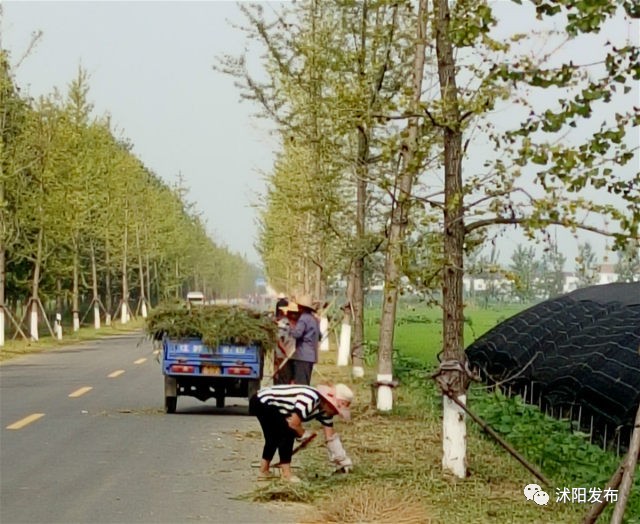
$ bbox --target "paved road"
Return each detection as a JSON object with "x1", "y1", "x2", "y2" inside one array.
[{"x1": 0, "y1": 334, "x2": 299, "y2": 524}]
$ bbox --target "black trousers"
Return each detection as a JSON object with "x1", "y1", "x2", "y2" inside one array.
[
  {"x1": 249, "y1": 395, "x2": 296, "y2": 464},
  {"x1": 273, "y1": 359, "x2": 293, "y2": 385},
  {"x1": 287, "y1": 360, "x2": 314, "y2": 385}
]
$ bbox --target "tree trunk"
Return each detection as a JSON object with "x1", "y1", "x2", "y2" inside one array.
[
  {"x1": 0, "y1": 236, "x2": 5, "y2": 347},
  {"x1": 610, "y1": 402, "x2": 640, "y2": 524},
  {"x1": 174, "y1": 260, "x2": 180, "y2": 299},
  {"x1": 72, "y1": 241, "x2": 80, "y2": 332},
  {"x1": 135, "y1": 226, "x2": 147, "y2": 318},
  {"x1": 351, "y1": 124, "x2": 368, "y2": 378},
  {"x1": 338, "y1": 304, "x2": 352, "y2": 366},
  {"x1": 90, "y1": 242, "x2": 100, "y2": 329},
  {"x1": 376, "y1": 0, "x2": 428, "y2": 411},
  {"x1": 30, "y1": 228, "x2": 44, "y2": 341},
  {"x1": 145, "y1": 254, "x2": 151, "y2": 307},
  {"x1": 121, "y1": 218, "x2": 129, "y2": 324},
  {"x1": 434, "y1": 0, "x2": 468, "y2": 479},
  {"x1": 143, "y1": 225, "x2": 152, "y2": 306},
  {"x1": 314, "y1": 262, "x2": 322, "y2": 305},
  {"x1": 349, "y1": 0, "x2": 399, "y2": 378},
  {"x1": 153, "y1": 260, "x2": 160, "y2": 302},
  {"x1": 104, "y1": 232, "x2": 112, "y2": 326}
]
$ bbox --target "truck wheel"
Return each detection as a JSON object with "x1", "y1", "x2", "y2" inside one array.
[
  {"x1": 247, "y1": 379, "x2": 260, "y2": 399},
  {"x1": 165, "y1": 396, "x2": 177, "y2": 414},
  {"x1": 216, "y1": 395, "x2": 225, "y2": 409}
]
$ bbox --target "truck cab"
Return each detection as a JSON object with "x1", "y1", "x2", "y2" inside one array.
[{"x1": 186, "y1": 291, "x2": 205, "y2": 307}]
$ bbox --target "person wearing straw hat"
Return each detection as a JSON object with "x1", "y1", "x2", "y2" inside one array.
[
  {"x1": 273, "y1": 302, "x2": 299, "y2": 385},
  {"x1": 287, "y1": 294, "x2": 320, "y2": 385},
  {"x1": 249, "y1": 383, "x2": 354, "y2": 482},
  {"x1": 274, "y1": 293, "x2": 288, "y2": 318}
]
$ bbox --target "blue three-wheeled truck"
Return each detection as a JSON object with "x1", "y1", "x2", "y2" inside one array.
[{"x1": 161, "y1": 337, "x2": 263, "y2": 413}]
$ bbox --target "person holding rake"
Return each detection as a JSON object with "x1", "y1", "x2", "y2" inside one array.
[{"x1": 249, "y1": 383, "x2": 354, "y2": 482}]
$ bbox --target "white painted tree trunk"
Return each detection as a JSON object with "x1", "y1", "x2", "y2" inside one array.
[
  {"x1": 141, "y1": 300, "x2": 148, "y2": 319},
  {"x1": 442, "y1": 394, "x2": 467, "y2": 478},
  {"x1": 55, "y1": 313, "x2": 62, "y2": 340},
  {"x1": 376, "y1": 373, "x2": 394, "y2": 411},
  {"x1": 337, "y1": 322, "x2": 351, "y2": 366},
  {"x1": 94, "y1": 304, "x2": 101, "y2": 329},
  {"x1": 319, "y1": 316, "x2": 329, "y2": 351},
  {"x1": 30, "y1": 304, "x2": 38, "y2": 341},
  {"x1": 352, "y1": 365, "x2": 365, "y2": 378},
  {"x1": 121, "y1": 302, "x2": 129, "y2": 324},
  {"x1": 73, "y1": 312, "x2": 80, "y2": 332},
  {"x1": 105, "y1": 313, "x2": 112, "y2": 326},
  {"x1": 0, "y1": 308, "x2": 5, "y2": 347}
]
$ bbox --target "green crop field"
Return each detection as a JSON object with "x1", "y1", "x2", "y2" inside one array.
[{"x1": 363, "y1": 302, "x2": 527, "y2": 364}]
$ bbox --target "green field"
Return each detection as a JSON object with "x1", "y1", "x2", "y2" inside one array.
[{"x1": 363, "y1": 303, "x2": 527, "y2": 364}]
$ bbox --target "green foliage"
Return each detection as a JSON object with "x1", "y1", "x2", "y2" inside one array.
[
  {"x1": 375, "y1": 303, "x2": 640, "y2": 520},
  {"x1": 614, "y1": 238, "x2": 640, "y2": 282},
  {"x1": 1, "y1": 56, "x2": 259, "y2": 312},
  {"x1": 575, "y1": 242, "x2": 600, "y2": 287},
  {"x1": 145, "y1": 303, "x2": 277, "y2": 349},
  {"x1": 472, "y1": 390, "x2": 640, "y2": 519}
]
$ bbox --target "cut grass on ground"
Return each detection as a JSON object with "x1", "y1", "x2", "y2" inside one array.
[
  {"x1": 250, "y1": 355, "x2": 586, "y2": 524},
  {"x1": 249, "y1": 303, "x2": 636, "y2": 523}
]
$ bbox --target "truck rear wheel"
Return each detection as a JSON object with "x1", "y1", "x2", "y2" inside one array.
[
  {"x1": 165, "y1": 396, "x2": 177, "y2": 413},
  {"x1": 247, "y1": 379, "x2": 260, "y2": 399},
  {"x1": 215, "y1": 395, "x2": 225, "y2": 409}
]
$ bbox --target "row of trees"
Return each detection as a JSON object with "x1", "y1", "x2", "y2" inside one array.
[
  {"x1": 1, "y1": 53, "x2": 259, "y2": 344},
  {"x1": 223, "y1": 0, "x2": 638, "y2": 478},
  {"x1": 467, "y1": 240, "x2": 640, "y2": 305}
]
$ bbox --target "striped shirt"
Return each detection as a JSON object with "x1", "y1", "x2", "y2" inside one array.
[{"x1": 256, "y1": 385, "x2": 334, "y2": 427}]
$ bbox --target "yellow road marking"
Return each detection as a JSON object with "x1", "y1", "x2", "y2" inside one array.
[
  {"x1": 153, "y1": 349, "x2": 160, "y2": 355},
  {"x1": 68, "y1": 386, "x2": 93, "y2": 398},
  {"x1": 133, "y1": 358, "x2": 146, "y2": 365},
  {"x1": 108, "y1": 370, "x2": 125, "y2": 378},
  {"x1": 7, "y1": 413, "x2": 45, "y2": 430}
]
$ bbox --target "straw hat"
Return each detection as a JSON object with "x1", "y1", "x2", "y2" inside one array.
[
  {"x1": 296, "y1": 294, "x2": 316, "y2": 311},
  {"x1": 317, "y1": 384, "x2": 353, "y2": 421},
  {"x1": 278, "y1": 302, "x2": 299, "y2": 314}
]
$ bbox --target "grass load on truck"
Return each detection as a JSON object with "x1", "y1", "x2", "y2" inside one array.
[{"x1": 145, "y1": 302, "x2": 276, "y2": 413}]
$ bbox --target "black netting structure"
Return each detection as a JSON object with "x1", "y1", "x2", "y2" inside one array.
[{"x1": 466, "y1": 283, "x2": 640, "y2": 435}]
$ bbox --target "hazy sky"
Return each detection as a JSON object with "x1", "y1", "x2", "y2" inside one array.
[
  {"x1": 2, "y1": 1, "x2": 638, "y2": 271},
  {"x1": 2, "y1": 1, "x2": 280, "y2": 264}
]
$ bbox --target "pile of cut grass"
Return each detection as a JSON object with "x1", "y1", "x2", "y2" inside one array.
[{"x1": 145, "y1": 302, "x2": 277, "y2": 350}]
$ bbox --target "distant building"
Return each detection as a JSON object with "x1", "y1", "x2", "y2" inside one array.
[
  {"x1": 597, "y1": 263, "x2": 618, "y2": 285},
  {"x1": 562, "y1": 272, "x2": 579, "y2": 294}
]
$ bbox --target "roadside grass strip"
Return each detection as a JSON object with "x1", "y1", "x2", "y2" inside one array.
[
  {"x1": 108, "y1": 370, "x2": 125, "y2": 378},
  {"x1": 6, "y1": 413, "x2": 45, "y2": 430},
  {"x1": 251, "y1": 357, "x2": 586, "y2": 524},
  {"x1": 68, "y1": 386, "x2": 93, "y2": 398}
]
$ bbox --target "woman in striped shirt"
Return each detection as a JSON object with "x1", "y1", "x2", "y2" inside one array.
[{"x1": 249, "y1": 383, "x2": 353, "y2": 482}]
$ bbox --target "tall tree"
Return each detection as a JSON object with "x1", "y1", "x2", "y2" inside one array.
[
  {"x1": 575, "y1": 242, "x2": 600, "y2": 288},
  {"x1": 0, "y1": 50, "x2": 31, "y2": 345},
  {"x1": 429, "y1": 0, "x2": 639, "y2": 478},
  {"x1": 615, "y1": 239, "x2": 640, "y2": 282},
  {"x1": 539, "y1": 239, "x2": 566, "y2": 299},
  {"x1": 376, "y1": 0, "x2": 430, "y2": 410}
]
